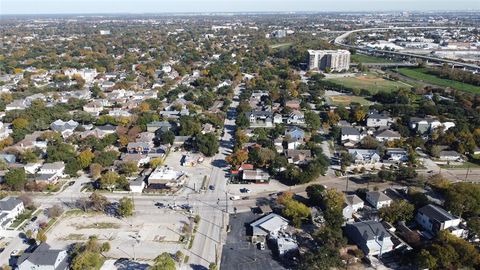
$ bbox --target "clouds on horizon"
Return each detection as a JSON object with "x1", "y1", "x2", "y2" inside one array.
[{"x1": 2, "y1": 0, "x2": 480, "y2": 14}]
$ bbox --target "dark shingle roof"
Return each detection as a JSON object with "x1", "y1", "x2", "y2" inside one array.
[
  {"x1": 418, "y1": 204, "x2": 457, "y2": 223},
  {"x1": 0, "y1": 197, "x2": 22, "y2": 211}
]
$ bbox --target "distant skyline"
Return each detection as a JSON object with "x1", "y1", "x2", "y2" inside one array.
[{"x1": 1, "y1": 0, "x2": 480, "y2": 15}]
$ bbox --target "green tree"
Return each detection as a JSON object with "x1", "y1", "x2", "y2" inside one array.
[
  {"x1": 235, "y1": 113, "x2": 249, "y2": 129},
  {"x1": 5, "y1": 168, "x2": 27, "y2": 191},
  {"x1": 36, "y1": 229, "x2": 47, "y2": 243},
  {"x1": 304, "y1": 111, "x2": 321, "y2": 131},
  {"x1": 209, "y1": 262, "x2": 218, "y2": 270},
  {"x1": 277, "y1": 192, "x2": 310, "y2": 227},
  {"x1": 306, "y1": 184, "x2": 326, "y2": 206},
  {"x1": 379, "y1": 200, "x2": 415, "y2": 224},
  {"x1": 150, "y1": 252, "x2": 176, "y2": 270},
  {"x1": 195, "y1": 133, "x2": 219, "y2": 157},
  {"x1": 100, "y1": 171, "x2": 120, "y2": 190},
  {"x1": 118, "y1": 197, "x2": 134, "y2": 217},
  {"x1": 77, "y1": 150, "x2": 95, "y2": 169},
  {"x1": 120, "y1": 161, "x2": 138, "y2": 176}
]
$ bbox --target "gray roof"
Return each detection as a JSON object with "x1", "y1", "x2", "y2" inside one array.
[
  {"x1": 439, "y1": 150, "x2": 461, "y2": 157},
  {"x1": 18, "y1": 243, "x2": 67, "y2": 269},
  {"x1": 341, "y1": 126, "x2": 360, "y2": 136},
  {"x1": 418, "y1": 204, "x2": 458, "y2": 223},
  {"x1": 367, "y1": 191, "x2": 391, "y2": 203},
  {"x1": 0, "y1": 197, "x2": 23, "y2": 211},
  {"x1": 96, "y1": 124, "x2": 117, "y2": 131},
  {"x1": 347, "y1": 220, "x2": 389, "y2": 241}
]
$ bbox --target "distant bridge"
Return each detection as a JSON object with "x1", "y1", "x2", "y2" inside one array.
[{"x1": 334, "y1": 27, "x2": 480, "y2": 73}]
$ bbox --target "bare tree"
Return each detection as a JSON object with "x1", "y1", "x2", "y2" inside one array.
[
  {"x1": 76, "y1": 197, "x2": 90, "y2": 212},
  {"x1": 18, "y1": 194, "x2": 35, "y2": 209},
  {"x1": 47, "y1": 204, "x2": 64, "y2": 218}
]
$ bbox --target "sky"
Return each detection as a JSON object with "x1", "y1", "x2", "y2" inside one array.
[{"x1": 1, "y1": 0, "x2": 480, "y2": 15}]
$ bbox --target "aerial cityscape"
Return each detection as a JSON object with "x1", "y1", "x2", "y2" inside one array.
[{"x1": 0, "y1": 1, "x2": 480, "y2": 270}]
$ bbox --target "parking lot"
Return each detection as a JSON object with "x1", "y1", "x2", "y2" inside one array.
[
  {"x1": 220, "y1": 212, "x2": 287, "y2": 270},
  {"x1": 47, "y1": 208, "x2": 190, "y2": 260}
]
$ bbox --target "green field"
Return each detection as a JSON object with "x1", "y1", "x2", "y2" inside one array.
[
  {"x1": 326, "y1": 72, "x2": 412, "y2": 94},
  {"x1": 397, "y1": 68, "x2": 480, "y2": 94},
  {"x1": 351, "y1": 54, "x2": 393, "y2": 63},
  {"x1": 325, "y1": 95, "x2": 372, "y2": 106}
]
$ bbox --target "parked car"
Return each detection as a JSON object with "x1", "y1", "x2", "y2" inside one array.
[
  {"x1": 240, "y1": 188, "x2": 251, "y2": 193},
  {"x1": 209, "y1": 185, "x2": 215, "y2": 190}
]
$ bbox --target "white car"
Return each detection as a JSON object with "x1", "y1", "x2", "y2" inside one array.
[{"x1": 11, "y1": 249, "x2": 18, "y2": 255}]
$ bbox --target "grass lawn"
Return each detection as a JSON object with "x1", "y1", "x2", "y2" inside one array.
[
  {"x1": 326, "y1": 72, "x2": 412, "y2": 94},
  {"x1": 9, "y1": 209, "x2": 35, "y2": 229},
  {"x1": 269, "y1": 42, "x2": 293, "y2": 49},
  {"x1": 325, "y1": 95, "x2": 373, "y2": 106},
  {"x1": 397, "y1": 68, "x2": 480, "y2": 94},
  {"x1": 351, "y1": 54, "x2": 393, "y2": 63}
]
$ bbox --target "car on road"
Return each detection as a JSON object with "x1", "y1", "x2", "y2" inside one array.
[
  {"x1": 209, "y1": 185, "x2": 215, "y2": 190},
  {"x1": 230, "y1": 196, "x2": 241, "y2": 201},
  {"x1": 240, "y1": 188, "x2": 251, "y2": 193},
  {"x1": 427, "y1": 170, "x2": 434, "y2": 173},
  {"x1": 241, "y1": 196, "x2": 249, "y2": 200},
  {"x1": 154, "y1": 202, "x2": 165, "y2": 208},
  {"x1": 30, "y1": 216, "x2": 37, "y2": 222}
]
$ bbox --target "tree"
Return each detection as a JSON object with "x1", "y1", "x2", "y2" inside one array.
[
  {"x1": 149, "y1": 158, "x2": 164, "y2": 168},
  {"x1": 100, "y1": 171, "x2": 119, "y2": 190},
  {"x1": 93, "y1": 150, "x2": 119, "y2": 167},
  {"x1": 89, "y1": 192, "x2": 109, "y2": 212},
  {"x1": 100, "y1": 242, "x2": 111, "y2": 253},
  {"x1": 89, "y1": 163, "x2": 103, "y2": 179},
  {"x1": 379, "y1": 200, "x2": 414, "y2": 224},
  {"x1": 194, "y1": 133, "x2": 219, "y2": 157},
  {"x1": 77, "y1": 150, "x2": 95, "y2": 169},
  {"x1": 304, "y1": 111, "x2": 321, "y2": 131},
  {"x1": 299, "y1": 246, "x2": 343, "y2": 270},
  {"x1": 209, "y1": 263, "x2": 218, "y2": 270},
  {"x1": 150, "y1": 252, "x2": 176, "y2": 270},
  {"x1": 120, "y1": 161, "x2": 138, "y2": 176},
  {"x1": 118, "y1": 197, "x2": 134, "y2": 217},
  {"x1": 444, "y1": 182, "x2": 480, "y2": 218},
  {"x1": 417, "y1": 249, "x2": 437, "y2": 269},
  {"x1": 12, "y1": 117, "x2": 29, "y2": 130},
  {"x1": 306, "y1": 184, "x2": 326, "y2": 206},
  {"x1": 225, "y1": 149, "x2": 249, "y2": 167},
  {"x1": 174, "y1": 250, "x2": 184, "y2": 262},
  {"x1": 5, "y1": 168, "x2": 27, "y2": 191},
  {"x1": 47, "y1": 204, "x2": 64, "y2": 218},
  {"x1": 36, "y1": 229, "x2": 47, "y2": 243},
  {"x1": 157, "y1": 130, "x2": 175, "y2": 145},
  {"x1": 20, "y1": 149, "x2": 39, "y2": 164},
  {"x1": 235, "y1": 113, "x2": 249, "y2": 129},
  {"x1": 277, "y1": 192, "x2": 310, "y2": 227}
]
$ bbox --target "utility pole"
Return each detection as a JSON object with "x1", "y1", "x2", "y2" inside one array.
[
  {"x1": 345, "y1": 171, "x2": 349, "y2": 193},
  {"x1": 464, "y1": 163, "x2": 471, "y2": 182}
]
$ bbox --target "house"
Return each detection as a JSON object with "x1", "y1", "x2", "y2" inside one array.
[
  {"x1": 17, "y1": 243, "x2": 68, "y2": 270},
  {"x1": 345, "y1": 220, "x2": 394, "y2": 256},
  {"x1": 96, "y1": 124, "x2": 117, "y2": 135},
  {"x1": 285, "y1": 127, "x2": 305, "y2": 141},
  {"x1": 246, "y1": 111, "x2": 273, "y2": 128},
  {"x1": 0, "y1": 197, "x2": 25, "y2": 229},
  {"x1": 341, "y1": 127, "x2": 364, "y2": 142},
  {"x1": 121, "y1": 153, "x2": 151, "y2": 167},
  {"x1": 367, "y1": 111, "x2": 393, "y2": 127},
  {"x1": 250, "y1": 213, "x2": 289, "y2": 243},
  {"x1": 409, "y1": 117, "x2": 455, "y2": 134},
  {"x1": 366, "y1": 191, "x2": 392, "y2": 209},
  {"x1": 285, "y1": 99, "x2": 301, "y2": 110},
  {"x1": 439, "y1": 151, "x2": 462, "y2": 162},
  {"x1": 109, "y1": 109, "x2": 132, "y2": 118},
  {"x1": 173, "y1": 136, "x2": 191, "y2": 147},
  {"x1": 50, "y1": 119, "x2": 79, "y2": 137},
  {"x1": 285, "y1": 149, "x2": 312, "y2": 165},
  {"x1": 25, "y1": 163, "x2": 42, "y2": 174},
  {"x1": 38, "y1": 162, "x2": 65, "y2": 179},
  {"x1": 147, "y1": 121, "x2": 173, "y2": 133},
  {"x1": 242, "y1": 169, "x2": 270, "y2": 183},
  {"x1": 346, "y1": 194, "x2": 365, "y2": 212},
  {"x1": 348, "y1": 149, "x2": 381, "y2": 164},
  {"x1": 416, "y1": 204, "x2": 468, "y2": 238},
  {"x1": 130, "y1": 176, "x2": 146, "y2": 193},
  {"x1": 374, "y1": 129, "x2": 401, "y2": 142},
  {"x1": 127, "y1": 142, "x2": 151, "y2": 154},
  {"x1": 0, "y1": 154, "x2": 16, "y2": 164},
  {"x1": 83, "y1": 101, "x2": 104, "y2": 116},
  {"x1": 386, "y1": 148, "x2": 409, "y2": 162},
  {"x1": 286, "y1": 110, "x2": 305, "y2": 125}
]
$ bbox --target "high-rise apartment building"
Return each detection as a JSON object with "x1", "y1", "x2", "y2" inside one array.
[{"x1": 308, "y1": 50, "x2": 351, "y2": 71}]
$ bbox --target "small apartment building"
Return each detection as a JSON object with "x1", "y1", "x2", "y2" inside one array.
[{"x1": 416, "y1": 204, "x2": 468, "y2": 238}]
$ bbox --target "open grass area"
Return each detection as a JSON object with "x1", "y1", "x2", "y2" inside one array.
[
  {"x1": 326, "y1": 72, "x2": 411, "y2": 94},
  {"x1": 351, "y1": 54, "x2": 393, "y2": 63},
  {"x1": 74, "y1": 222, "x2": 121, "y2": 229},
  {"x1": 269, "y1": 42, "x2": 293, "y2": 49},
  {"x1": 397, "y1": 68, "x2": 480, "y2": 94},
  {"x1": 9, "y1": 209, "x2": 35, "y2": 229},
  {"x1": 325, "y1": 95, "x2": 373, "y2": 106}
]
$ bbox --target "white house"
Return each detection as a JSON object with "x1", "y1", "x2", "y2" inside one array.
[
  {"x1": 286, "y1": 110, "x2": 305, "y2": 125},
  {"x1": 341, "y1": 127, "x2": 365, "y2": 142},
  {"x1": 367, "y1": 111, "x2": 393, "y2": 127},
  {"x1": 17, "y1": 243, "x2": 68, "y2": 270},
  {"x1": 366, "y1": 191, "x2": 392, "y2": 209},
  {"x1": 416, "y1": 204, "x2": 468, "y2": 238},
  {"x1": 0, "y1": 197, "x2": 25, "y2": 229},
  {"x1": 386, "y1": 148, "x2": 409, "y2": 162},
  {"x1": 38, "y1": 162, "x2": 65, "y2": 178},
  {"x1": 348, "y1": 149, "x2": 381, "y2": 165}
]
